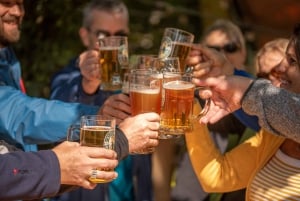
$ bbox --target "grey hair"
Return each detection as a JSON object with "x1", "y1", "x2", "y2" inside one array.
[{"x1": 82, "y1": 0, "x2": 129, "y2": 28}]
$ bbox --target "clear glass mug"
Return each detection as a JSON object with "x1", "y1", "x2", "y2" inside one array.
[
  {"x1": 68, "y1": 115, "x2": 116, "y2": 183},
  {"x1": 98, "y1": 36, "x2": 129, "y2": 92},
  {"x1": 152, "y1": 57, "x2": 181, "y2": 73},
  {"x1": 122, "y1": 54, "x2": 157, "y2": 94},
  {"x1": 159, "y1": 72, "x2": 210, "y2": 139},
  {"x1": 128, "y1": 69, "x2": 162, "y2": 154},
  {"x1": 129, "y1": 54, "x2": 157, "y2": 70},
  {"x1": 158, "y1": 27, "x2": 194, "y2": 72}
]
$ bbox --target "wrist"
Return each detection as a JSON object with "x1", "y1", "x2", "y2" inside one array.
[{"x1": 81, "y1": 78, "x2": 101, "y2": 95}]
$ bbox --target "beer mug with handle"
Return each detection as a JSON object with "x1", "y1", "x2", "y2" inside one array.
[
  {"x1": 99, "y1": 36, "x2": 129, "y2": 92},
  {"x1": 158, "y1": 27, "x2": 194, "y2": 72},
  {"x1": 159, "y1": 71, "x2": 210, "y2": 139},
  {"x1": 129, "y1": 69, "x2": 161, "y2": 154},
  {"x1": 68, "y1": 115, "x2": 116, "y2": 183}
]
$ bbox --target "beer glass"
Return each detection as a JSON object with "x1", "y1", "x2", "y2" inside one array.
[
  {"x1": 68, "y1": 115, "x2": 116, "y2": 183},
  {"x1": 129, "y1": 69, "x2": 162, "y2": 116},
  {"x1": 129, "y1": 54, "x2": 157, "y2": 70},
  {"x1": 158, "y1": 27, "x2": 194, "y2": 72},
  {"x1": 152, "y1": 57, "x2": 181, "y2": 73},
  {"x1": 159, "y1": 72, "x2": 209, "y2": 139},
  {"x1": 122, "y1": 54, "x2": 157, "y2": 94},
  {"x1": 99, "y1": 36, "x2": 129, "y2": 91},
  {"x1": 129, "y1": 69, "x2": 161, "y2": 154}
]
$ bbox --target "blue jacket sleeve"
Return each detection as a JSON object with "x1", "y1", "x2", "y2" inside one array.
[
  {"x1": 0, "y1": 86, "x2": 99, "y2": 147},
  {"x1": 233, "y1": 69, "x2": 260, "y2": 132},
  {"x1": 0, "y1": 150, "x2": 60, "y2": 200}
]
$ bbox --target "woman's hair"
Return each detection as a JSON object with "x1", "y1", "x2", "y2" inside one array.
[
  {"x1": 255, "y1": 38, "x2": 289, "y2": 74},
  {"x1": 291, "y1": 23, "x2": 300, "y2": 66},
  {"x1": 201, "y1": 19, "x2": 246, "y2": 50}
]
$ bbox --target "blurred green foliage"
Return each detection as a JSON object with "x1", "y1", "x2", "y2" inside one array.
[{"x1": 14, "y1": 0, "x2": 203, "y2": 98}]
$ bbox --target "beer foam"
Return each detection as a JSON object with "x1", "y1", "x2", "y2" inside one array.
[
  {"x1": 83, "y1": 126, "x2": 112, "y2": 130},
  {"x1": 99, "y1": 46, "x2": 119, "y2": 51},
  {"x1": 163, "y1": 81, "x2": 194, "y2": 90},
  {"x1": 130, "y1": 88, "x2": 160, "y2": 94},
  {"x1": 151, "y1": 73, "x2": 163, "y2": 79}
]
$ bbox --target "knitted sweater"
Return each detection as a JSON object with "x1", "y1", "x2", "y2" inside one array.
[{"x1": 243, "y1": 78, "x2": 300, "y2": 143}]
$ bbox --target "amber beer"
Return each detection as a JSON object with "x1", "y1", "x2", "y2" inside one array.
[
  {"x1": 168, "y1": 42, "x2": 192, "y2": 72},
  {"x1": 129, "y1": 70, "x2": 162, "y2": 115},
  {"x1": 99, "y1": 36, "x2": 128, "y2": 91},
  {"x1": 160, "y1": 80, "x2": 194, "y2": 138},
  {"x1": 130, "y1": 88, "x2": 161, "y2": 115},
  {"x1": 99, "y1": 46, "x2": 122, "y2": 91},
  {"x1": 80, "y1": 125, "x2": 115, "y2": 183},
  {"x1": 159, "y1": 28, "x2": 194, "y2": 72}
]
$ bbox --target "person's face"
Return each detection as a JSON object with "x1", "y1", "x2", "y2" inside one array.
[
  {"x1": 272, "y1": 42, "x2": 300, "y2": 93},
  {"x1": 203, "y1": 30, "x2": 246, "y2": 69},
  {"x1": 257, "y1": 49, "x2": 284, "y2": 86},
  {"x1": 80, "y1": 9, "x2": 129, "y2": 49},
  {"x1": 0, "y1": 0, "x2": 24, "y2": 48}
]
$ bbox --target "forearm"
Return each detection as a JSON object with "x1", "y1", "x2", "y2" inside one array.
[
  {"x1": 242, "y1": 79, "x2": 300, "y2": 142},
  {"x1": 0, "y1": 86, "x2": 98, "y2": 145},
  {"x1": 186, "y1": 102, "x2": 253, "y2": 192}
]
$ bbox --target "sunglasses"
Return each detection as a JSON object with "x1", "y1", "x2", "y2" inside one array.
[
  {"x1": 206, "y1": 43, "x2": 240, "y2": 53},
  {"x1": 87, "y1": 28, "x2": 128, "y2": 39}
]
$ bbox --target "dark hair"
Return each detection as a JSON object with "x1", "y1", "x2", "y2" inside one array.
[
  {"x1": 291, "y1": 23, "x2": 300, "y2": 66},
  {"x1": 82, "y1": 0, "x2": 128, "y2": 28}
]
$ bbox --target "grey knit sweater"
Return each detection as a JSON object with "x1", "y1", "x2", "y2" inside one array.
[{"x1": 242, "y1": 79, "x2": 300, "y2": 143}]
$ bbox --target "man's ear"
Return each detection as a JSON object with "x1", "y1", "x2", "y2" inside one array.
[{"x1": 79, "y1": 27, "x2": 90, "y2": 47}]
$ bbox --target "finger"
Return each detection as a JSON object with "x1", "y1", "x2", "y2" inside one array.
[
  {"x1": 146, "y1": 130, "x2": 159, "y2": 139},
  {"x1": 95, "y1": 170, "x2": 118, "y2": 181},
  {"x1": 193, "y1": 76, "x2": 222, "y2": 88},
  {"x1": 146, "y1": 138, "x2": 159, "y2": 148},
  {"x1": 93, "y1": 42, "x2": 100, "y2": 50},
  {"x1": 139, "y1": 112, "x2": 160, "y2": 122},
  {"x1": 104, "y1": 95, "x2": 131, "y2": 114},
  {"x1": 91, "y1": 158, "x2": 119, "y2": 170},
  {"x1": 147, "y1": 121, "x2": 160, "y2": 131},
  {"x1": 82, "y1": 147, "x2": 117, "y2": 159},
  {"x1": 80, "y1": 180, "x2": 97, "y2": 190},
  {"x1": 101, "y1": 106, "x2": 131, "y2": 120},
  {"x1": 197, "y1": 88, "x2": 212, "y2": 99},
  {"x1": 192, "y1": 66, "x2": 210, "y2": 78}
]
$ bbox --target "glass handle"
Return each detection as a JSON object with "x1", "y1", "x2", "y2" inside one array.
[{"x1": 67, "y1": 124, "x2": 81, "y2": 142}]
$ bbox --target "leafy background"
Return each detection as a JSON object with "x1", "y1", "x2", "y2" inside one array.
[{"x1": 15, "y1": 0, "x2": 256, "y2": 98}]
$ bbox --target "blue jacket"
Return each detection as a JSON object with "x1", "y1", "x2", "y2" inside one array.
[
  {"x1": 0, "y1": 47, "x2": 99, "y2": 152},
  {"x1": 50, "y1": 57, "x2": 114, "y2": 105}
]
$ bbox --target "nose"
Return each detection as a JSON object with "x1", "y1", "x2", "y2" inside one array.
[
  {"x1": 273, "y1": 58, "x2": 288, "y2": 73},
  {"x1": 10, "y1": 4, "x2": 24, "y2": 16}
]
